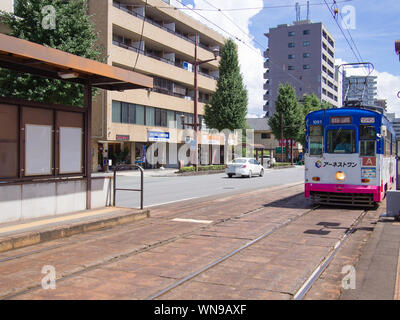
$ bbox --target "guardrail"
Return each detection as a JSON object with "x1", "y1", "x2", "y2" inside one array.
[{"x1": 113, "y1": 165, "x2": 144, "y2": 210}]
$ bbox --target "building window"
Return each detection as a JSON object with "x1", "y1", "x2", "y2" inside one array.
[
  {"x1": 303, "y1": 41, "x2": 310, "y2": 47},
  {"x1": 303, "y1": 52, "x2": 310, "y2": 58},
  {"x1": 167, "y1": 110, "x2": 175, "y2": 128},
  {"x1": 288, "y1": 31, "x2": 295, "y2": 36},
  {"x1": 146, "y1": 106, "x2": 155, "y2": 126},
  {"x1": 303, "y1": 29, "x2": 310, "y2": 35},
  {"x1": 303, "y1": 64, "x2": 311, "y2": 70},
  {"x1": 261, "y1": 133, "x2": 271, "y2": 139},
  {"x1": 288, "y1": 42, "x2": 295, "y2": 48},
  {"x1": 121, "y1": 103, "x2": 129, "y2": 124},
  {"x1": 288, "y1": 54, "x2": 295, "y2": 59},
  {"x1": 112, "y1": 101, "x2": 121, "y2": 123},
  {"x1": 288, "y1": 65, "x2": 295, "y2": 70},
  {"x1": 136, "y1": 105, "x2": 145, "y2": 125}
]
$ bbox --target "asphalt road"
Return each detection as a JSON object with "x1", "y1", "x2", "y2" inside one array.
[{"x1": 114, "y1": 166, "x2": 305, "y2": 208}]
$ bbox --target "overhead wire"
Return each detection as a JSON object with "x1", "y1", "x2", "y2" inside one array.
[{"x1": 176, "y1": 0, "x2": 328, "y2": 94}]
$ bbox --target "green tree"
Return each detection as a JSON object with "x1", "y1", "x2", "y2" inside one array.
[
  {"x1": 204, "y1": 39, "x2": 248, "y2": 131},
  {"x1": 0, "y1": 0, "x2": 104, "y2": 106},
  {"x1": 268, "y1": 83, "x2": 303, "y2": 160}
]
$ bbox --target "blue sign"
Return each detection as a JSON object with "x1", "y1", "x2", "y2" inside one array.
[{"x1": 148, "y1": 131, "x2": 170, "y2": 142}]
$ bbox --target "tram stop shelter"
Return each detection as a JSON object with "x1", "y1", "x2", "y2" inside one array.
[
  {"x1": 241, "y1": 143, "x2": 273, "y2": 167},
  {"x1": 0, "y1": 33, "x2": 153, "y2": 224}
]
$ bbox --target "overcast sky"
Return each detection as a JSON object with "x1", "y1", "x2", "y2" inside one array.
[{"x1": 173, "y1": 0, "x2": 400, "y2": 118}]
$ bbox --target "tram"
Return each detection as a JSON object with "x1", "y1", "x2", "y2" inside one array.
[{"x1": 304, "y1": 107, "x2": 396, "y2": 207}]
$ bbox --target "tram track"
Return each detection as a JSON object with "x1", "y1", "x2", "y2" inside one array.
[
  {"x1": 1, "y1": 184, "x2": 373, "y2": 300},
  {"x1": 1, "y1": 190, "x2": 315, "y2": 300}
]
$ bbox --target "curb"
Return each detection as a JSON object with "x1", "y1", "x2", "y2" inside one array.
[
  {"x1": 177, "y1": 170, "x2": 225, "y2": 176},
  {"x1": 0, "y1": 209, "x2": 150, "y2": 253},
  {"x1": 271, "y1": 165, "x2": 295, "y2": 169}
]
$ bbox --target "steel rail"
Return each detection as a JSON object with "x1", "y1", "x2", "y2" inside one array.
[
  {"x1": 145, "y1": 205, "x2": 319, "y2": 300},
  {"x1": 293, "y1": 208, "x2": 369, "y2": 300}
]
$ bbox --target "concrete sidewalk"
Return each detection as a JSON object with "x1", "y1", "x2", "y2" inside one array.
[
  {"x1": 340, "y1": 216, "x2": 400, "y2": 300},
  {"x1": 92, "y1": 168, "x2": 178, "y2": 178},
  {"x1": 0, "y1": 206, "x2": 149, "y2": 253}
]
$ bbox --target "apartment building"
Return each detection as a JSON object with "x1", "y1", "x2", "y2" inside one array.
[
  {"x1": 264, "y1": 20, "x2": 341, "y2": 116},
  {"x1": 342, "y1": 74, "x2": 378, "y2": 107},
  {"x1": 88, "y1": 0, "x2": 226, "y2": 169}
]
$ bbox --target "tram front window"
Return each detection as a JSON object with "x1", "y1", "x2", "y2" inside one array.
[
  {"x1": 327, "y1": 129, "x2": 356, "y2": 154},
  {"x1": 309, "y1": 125, "x2": 323, "y2": 155},
  {"x1": 360, "y1": 125, "x2": 376, "y2": 156}
]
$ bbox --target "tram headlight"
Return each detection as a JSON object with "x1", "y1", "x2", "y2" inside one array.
[{"x1": 335, "y1": 171, "x2": 346, "y2": 181}]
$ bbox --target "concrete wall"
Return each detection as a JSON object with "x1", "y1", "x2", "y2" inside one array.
[{"x1": 0, "y1": 177, "x2": 112, "y2": 224}]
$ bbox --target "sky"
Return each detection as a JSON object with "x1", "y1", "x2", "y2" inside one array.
[{"x1": 172, "y1": 0, "x2": 400, "y2": 118}]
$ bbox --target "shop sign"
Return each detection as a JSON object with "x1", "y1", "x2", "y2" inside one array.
[
  {"x1": 148, "y1": 131, "x2": 170, "y2": 142},
  {"x1": 116, "y1": 134, "x2": 130, "y2": 141}
]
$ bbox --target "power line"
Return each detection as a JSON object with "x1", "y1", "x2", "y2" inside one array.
[
  {"x1": 155, "y1": 0, "x2": 353, "y2": 12},
  {"x1": 180, "y1": 0, "x2": 325, "y2": 93},
  {"x1": 322, "y1": 0, "x2": 369, "y2": 75},
  {"x1": 132, "y1": 0, "x2": 148, "y2": 72}
]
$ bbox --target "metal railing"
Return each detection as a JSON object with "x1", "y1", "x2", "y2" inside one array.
[{"x1": 113, "y1": 165, "x2": 144, "y2": 210}]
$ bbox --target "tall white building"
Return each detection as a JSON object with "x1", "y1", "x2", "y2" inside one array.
[{"x1": 342, "y1": 74, "x2": 378, "y2": 107}]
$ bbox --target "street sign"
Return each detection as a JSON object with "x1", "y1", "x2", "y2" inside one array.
[{"x1": 276, "y1": 147, "x2": 286, "y2": 153}]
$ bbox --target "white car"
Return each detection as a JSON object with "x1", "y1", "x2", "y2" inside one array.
[{"x1": 225, "y1": 158, "x2": 264, "y2": 178}]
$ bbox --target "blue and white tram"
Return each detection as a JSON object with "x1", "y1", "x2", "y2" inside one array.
[{"x1": 304, "y1": 108, "x2": 396, "y2": 206}]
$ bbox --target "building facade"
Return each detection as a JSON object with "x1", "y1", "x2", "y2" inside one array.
[
  {"x1": 88, "y1": 0, "x2": 226, "y2": 170},
  {"x1": 264, "y1": 20, "x2": 341, "y2": 116},
  {"x1": 342, "y1": 74, "x2": 378, "y2": 107}
]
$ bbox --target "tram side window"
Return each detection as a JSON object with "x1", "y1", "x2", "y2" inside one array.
[
  {"x1": 309, "y1": 125, "x2": 323, "y2": 155},
  {"x1": 385, "y1": 131, "x2": 392, "y2": 157},
  {"x1": 360, "y1": 125, "x2": 376, "y2": 157},
  {"x1": 327, "y1": 129, "x2": 356, "y2": 154}
]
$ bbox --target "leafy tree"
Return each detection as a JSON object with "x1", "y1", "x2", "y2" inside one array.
[
  {"x1": 0, "y1": 0, "x2": 104, "y2": 106},
  {"x1": 204, "y1": 39, "x2": 248, "y2": 131},
  {"x1": 268, "y1": 83, "x2": 303, "y2": 160}
]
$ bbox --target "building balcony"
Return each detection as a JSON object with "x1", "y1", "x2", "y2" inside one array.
[
  {"x1": 112, "y1": 1, "x2": 220, "y2": 64},
  {"x1": 264, "y1": 60, "x2": 270, "y2": 68},
  {"x1": 111, "y1": 45, "x2": 217, "y2": 92},
  {"x1": 263, "y1": 49, "x2": 270, "y2": 58}
]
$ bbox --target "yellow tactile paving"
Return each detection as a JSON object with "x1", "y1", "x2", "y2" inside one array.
[{"x1": 0, "y1": 207, "x2": 117, "y2": 235}]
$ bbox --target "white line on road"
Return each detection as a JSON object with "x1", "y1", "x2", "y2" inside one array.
[
  {"x1": 146, "y1": 197, "x2": 201, "y2": 208},
  {"x1": 172, "y1": 218, "x2": 213, "y2": 224}
]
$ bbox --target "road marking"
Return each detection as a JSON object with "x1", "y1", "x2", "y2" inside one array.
[
  {"x1": 146, "y1": 197, "x2": 200, "y2": 208},
  {"x1": 395, "y1": 249, "x2": 400, "y2": 300},
  {"x1": 172, "y1": 218, "x2": 213, "y2": 224},
  {"x1": 0, "y1": 208, "x2": 116, "y2": 235}
]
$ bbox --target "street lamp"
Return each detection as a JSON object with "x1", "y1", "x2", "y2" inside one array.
[{"x1": 183, "y1": 34, "x2": 219, "y2": 172}]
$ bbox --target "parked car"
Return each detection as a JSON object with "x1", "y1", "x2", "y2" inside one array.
[{"x1": 225, "y1": 158, "x2": 264, "y2": 178}]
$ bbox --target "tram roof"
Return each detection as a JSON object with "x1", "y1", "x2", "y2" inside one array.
[{"x1": 306, "y1": 107, "x2": 381, "y2": 119}]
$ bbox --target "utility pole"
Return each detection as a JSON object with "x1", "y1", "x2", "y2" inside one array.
[
  {"x1": 181, "y1": 35, "x2": 219, "y2": 172},
  {"x1": 280, "y1": 113, "x2": 284, "y2": 163}
]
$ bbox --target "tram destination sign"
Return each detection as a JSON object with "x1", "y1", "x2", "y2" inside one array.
[
  {"x1": 330, "y1": 116, "x2": 352, "y2": 124},
  {"x1": 361, "y1": 117, "x2": 375, "y2": 124}
]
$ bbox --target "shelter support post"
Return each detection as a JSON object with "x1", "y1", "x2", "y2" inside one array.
[{"x1": 84, "y1": 83, "x2": 92, "y2": 209}]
